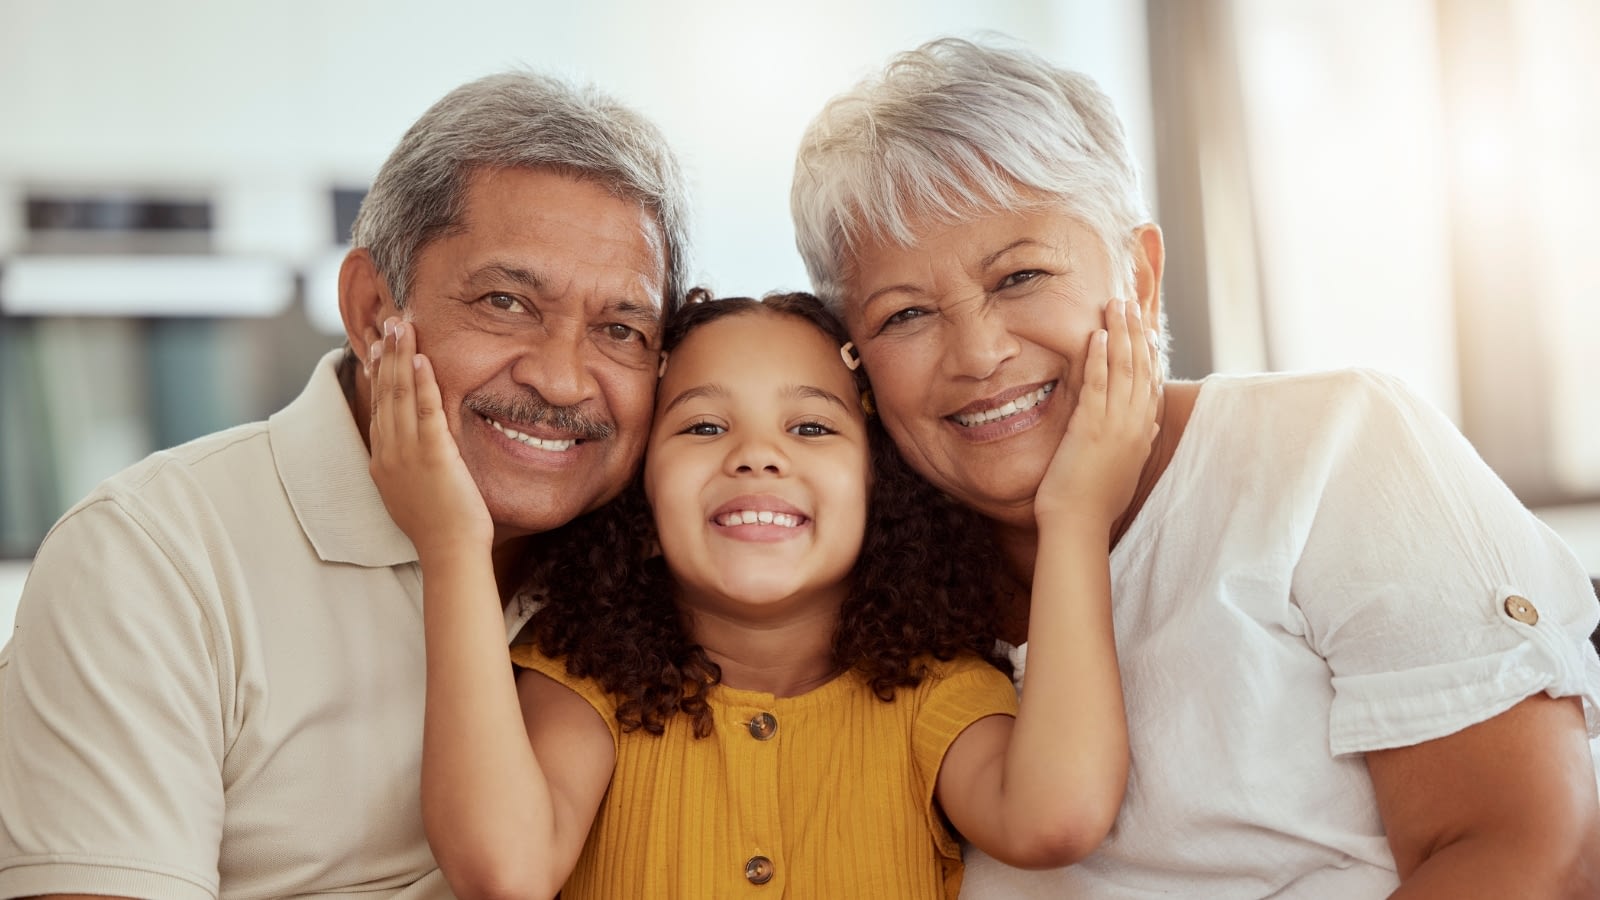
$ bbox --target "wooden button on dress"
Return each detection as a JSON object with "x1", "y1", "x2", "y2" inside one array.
[
  {"x1": 744, "y1": 855, "x2": 775, "y2": 884},
  {"x1": 1503, "y1": 594, "x2": 1539, "y2": 625},
  {"x1": 748, "y1": 712, "x2": 777, "y2": 741}
]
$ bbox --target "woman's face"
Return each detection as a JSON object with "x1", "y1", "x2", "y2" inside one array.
[{"x1": 842, "y1": 205, "x2": 1160, "y2": 528}]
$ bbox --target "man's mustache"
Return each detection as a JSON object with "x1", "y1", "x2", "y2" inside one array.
[{"x1": 464, "y1": 390, "x2": 615, "y2": 442}]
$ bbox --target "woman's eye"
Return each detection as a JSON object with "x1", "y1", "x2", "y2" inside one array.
[
  {"x1": 997, "y1": 270, "x2": 1042, "y2": 290},
  {"x1": 880, "y1": 307, "x2": 927, "y2": 330},
  {"x1": 684, "y1": 421, "x2": 724, "y2": 436},
  {"x1": 790, "y1": 421, "x2": 835, "y2": 437}
]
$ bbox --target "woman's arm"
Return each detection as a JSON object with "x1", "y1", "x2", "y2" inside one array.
[
  {"x1": 368, "y1": 320, "x2": 613, "y2": 900},
  {"x1": 1368, "y1": 693, "x2": 1600, "y2": 898},
  {"x1": 936, "y1": 298, "x2": 1155, "y2": 868}
]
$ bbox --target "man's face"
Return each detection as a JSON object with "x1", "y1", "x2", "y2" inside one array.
[{"x1": 403, "y1": 167, "x2": 666, "y2": 540}]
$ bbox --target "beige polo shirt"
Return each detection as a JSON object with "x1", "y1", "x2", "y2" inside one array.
[{"x1": 0, "y1": 349, "x2": 472, "y2": 900}]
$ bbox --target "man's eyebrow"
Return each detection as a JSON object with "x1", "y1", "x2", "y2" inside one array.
[
  {"x1": 606, "y1": 298, "x2": 661, "y2": 326},
  {"x1": 659, "y1": 383, "x2": 728, "y2": 416},
  {"x1": 466, "y1": 263, "x2": 543, "y2": 290}
]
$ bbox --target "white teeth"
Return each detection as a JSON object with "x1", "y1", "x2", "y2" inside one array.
[
  {"x1": 487, "y1": 416, "x2": 576, "y2": 452},
  {"x1": 716, "y1": 510, "x2": 803, "y2": 528},
  {"x1": 952, "y1": 382, "x2": 1056, "y2": 427}
]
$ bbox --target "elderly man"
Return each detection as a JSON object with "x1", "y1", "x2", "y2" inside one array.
[{"x1": 0, "y1": 70, "x2": 689, "y2": 900}]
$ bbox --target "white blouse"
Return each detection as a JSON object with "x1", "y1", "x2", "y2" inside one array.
[{"x1": 960, "y1": 369, "x2": 1600, "y2": 899}]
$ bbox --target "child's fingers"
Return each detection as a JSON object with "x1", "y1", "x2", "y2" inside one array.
[
  {"x1": 412, "y1": 352, "x2": 450, "y2": 449},
  {"x1": 385, "y1": 319, "x2": 420, "y2": 450},
  {"x1": 1079, "y1": 326, "x2": 1110, "y2": 422},
  {"x1": 1128, "y1": 300, "x2": 1153, "y2": 406},
  {"x1": 1106, "y1": 298, "x2": 1138, "y2": 412}
]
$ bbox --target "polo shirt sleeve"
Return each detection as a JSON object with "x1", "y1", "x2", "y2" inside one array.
[
  {"x1": 1290, "y1": 370, "x2": 1600, "y2": 756},
  {"x1": 0, "y1": 496, "x2": 227, "y2": 900},
  {"x1": 910, "y1": 656, "x2": 1019, "y2": 871}
]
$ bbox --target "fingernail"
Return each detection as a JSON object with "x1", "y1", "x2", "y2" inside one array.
[
  {"x1": 394, "y1": 321, "x2": 405, "y2": 339},
  {"x1": 370, "y1": 340, "x2": 382, "y2": 360},
  {"x1": 1147, "y1": 328, "x2": 1159, "y2": 345},
  {"x1": 383, "y1": 319, "x2": 395, "y2": 338},
  {"x1": 413, "y1": 354, "x2": 423, "y2": 370},
  {"x1": 1132, "y1": 302, "x2": 1142, "y2": 319}
]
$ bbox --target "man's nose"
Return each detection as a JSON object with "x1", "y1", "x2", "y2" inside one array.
[{"x1": 510, "y1": 323, "x2": 599, "y2": 408}]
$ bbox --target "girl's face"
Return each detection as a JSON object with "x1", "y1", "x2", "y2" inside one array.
[{"x1": 645, "y1": 311, "x2": 871, "y2": 621}]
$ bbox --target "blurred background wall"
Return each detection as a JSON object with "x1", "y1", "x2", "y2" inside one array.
[{"x1": 2, "y1": 0, "x2": 1597, "y2": 634}]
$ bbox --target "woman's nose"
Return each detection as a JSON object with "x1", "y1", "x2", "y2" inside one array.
[{"x1": 943, "y1": 301, "x2": 1020, "y2": 380}]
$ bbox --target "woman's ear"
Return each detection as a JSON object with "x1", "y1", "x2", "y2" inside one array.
[
  {"x1": 1132, "y1": 223, "x2": 1165, "y2": 324},
  {"x1": 338, "y1": 248, "x2": 396, "y2": 375}
]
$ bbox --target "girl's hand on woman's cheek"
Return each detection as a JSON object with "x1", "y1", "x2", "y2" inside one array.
[
  {"x1": 367, "y1": 317, "x2": 494, "y2": 561},
  {"x1": 1034, "y1": 298, "x2": 1160, "y2": 528}
]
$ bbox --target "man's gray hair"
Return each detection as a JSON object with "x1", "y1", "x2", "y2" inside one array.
[
  {"x1": 353, "y1": 71, "x2": 690, "y2": 313},
  {"x1": 791, "y1": 37, "x2": 1149, "y2": 311}
]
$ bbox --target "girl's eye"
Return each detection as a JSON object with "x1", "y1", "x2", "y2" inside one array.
[
  {"x1": 997, "y1": 270, "x2": 1042, "y2": 290},
  {"x1": 790, "y1": 421, "x2": 835, "y2": 437},
  {"x1": 683, "y1": 421, "x2": 724, "y2": 436}
]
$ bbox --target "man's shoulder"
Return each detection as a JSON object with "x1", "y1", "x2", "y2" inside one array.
[
  {"x1": 41, "y1": 419, "x2": 283, "y2": 557},
  {"x1": 84, "y1": 419, "x2": 273, "y2": 509}
]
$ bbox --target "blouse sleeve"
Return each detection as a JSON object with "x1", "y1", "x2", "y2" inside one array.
[
  {"x1": 1290, "y1": 370, "x2": 1600, "y2": 756},
  {"x1": 910, "y1": 657, "x2": 1020, "y2": 870},
  {"x1": 509, "y1": 643, "x2": 622, "y2": 745}
]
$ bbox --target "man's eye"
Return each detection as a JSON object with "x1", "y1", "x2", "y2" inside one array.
[
  {"x1": 790, "y1": 421, "x2": 835, "y2": 437},
  {"x1": 604, "y1": 323, "x2": 643, "y2": 343},
  {"x1": 997, "y1": 270, "x2": 1042, "y2": 290},
  {"x1": 485, "y1": 293, "x2": 522, "y2": 311},
  {"x1": 684, "y1": 421, "x2": 724, "y2": 436}
]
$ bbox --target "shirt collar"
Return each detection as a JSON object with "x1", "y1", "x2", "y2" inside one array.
[{"x1": 269, "y1": 349, "x2": 418, "y2": 568}]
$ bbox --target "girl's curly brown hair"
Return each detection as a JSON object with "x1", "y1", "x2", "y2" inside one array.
[{"x1": 516, "y1": 291, "x2": 1009, "y2": 738}]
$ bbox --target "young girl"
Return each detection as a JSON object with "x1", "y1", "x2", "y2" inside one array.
[{"x1": 368, "y1": 291, "x2": 1158, "y2": 899}]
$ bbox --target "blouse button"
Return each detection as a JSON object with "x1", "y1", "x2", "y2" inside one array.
[
  {"x1": 744, "y1": 855, "x2": 775, "y2": 884},
  {"x1": 1503, "y1": 594, "x2": 1540, "y2": 625},
  {"x1": 747, "y1": 712, "x2": 778, "y2": 741}
]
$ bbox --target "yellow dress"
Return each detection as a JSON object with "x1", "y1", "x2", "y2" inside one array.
[{"x1": 509, "y1": 646, "x2": 1018, "y2": 899}]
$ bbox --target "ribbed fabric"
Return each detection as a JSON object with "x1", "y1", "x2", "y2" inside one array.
[{"x1": 510, "y1": 647, "x2": 1018, "y2": 899}]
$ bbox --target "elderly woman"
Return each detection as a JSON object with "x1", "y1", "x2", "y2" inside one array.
[{"x1": 792, "y1": 38, "x2": 1600, "y2": 898}]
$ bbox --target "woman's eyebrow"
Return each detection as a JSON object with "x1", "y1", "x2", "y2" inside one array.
[{"x1": 980, "y1": 238, "x2": 1042, "y2": 270}]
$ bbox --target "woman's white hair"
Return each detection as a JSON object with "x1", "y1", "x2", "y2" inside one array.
[
  {"x1": 353, "y1": 70, "x2": 691, "y2": 312},
  {"x1": 791, "y1": 37, "x2": 1149, "y2": 313}
]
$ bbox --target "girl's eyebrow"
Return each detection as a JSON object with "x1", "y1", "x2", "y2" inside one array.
[
  {"x1": 791, "y1": 384, "x2": 851, "y2": 412},
  {"x1": 659, "y1": 383, "x2": 728, "y2": 416},
  {"x1": 658, "y1": 383, "x2": 852, "y2": 416}
]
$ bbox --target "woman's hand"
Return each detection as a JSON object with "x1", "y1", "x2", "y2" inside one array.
[
  {"x1": 1034, "y1": 298, "x2": 1161, "y2": 530},
  {"x1": 367, "y1": 316, "x2": 494, "y2": 562}
]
